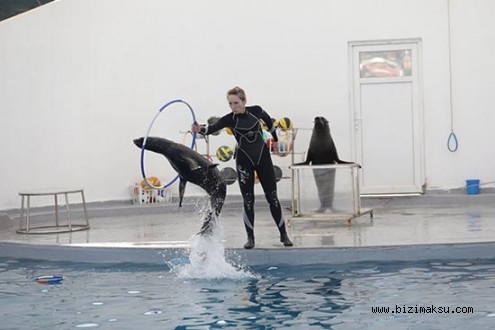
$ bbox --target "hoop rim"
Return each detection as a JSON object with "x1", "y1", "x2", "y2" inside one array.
[{"x1": 140, "y1": 99, "x2": 197, "y2": 189}]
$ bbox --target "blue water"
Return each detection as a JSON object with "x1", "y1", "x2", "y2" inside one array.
[{"x1": 1, "y1": 257, "x2": 495, "y2": 329}]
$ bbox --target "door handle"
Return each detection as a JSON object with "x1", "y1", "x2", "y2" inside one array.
[{"x1": 354, "y1": 116, "x2": 365, "y2": 130}]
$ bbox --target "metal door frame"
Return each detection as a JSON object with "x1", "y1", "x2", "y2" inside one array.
[{"x1": 348, "y1": 38, "x2": 425, "y2": 195}]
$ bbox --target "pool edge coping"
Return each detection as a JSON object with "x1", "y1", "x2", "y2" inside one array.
[{"x1": 1, "y1": 241, "x2": 494, "y2": 266}]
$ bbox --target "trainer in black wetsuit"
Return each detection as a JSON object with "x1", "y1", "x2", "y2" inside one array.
[{"x1": 193, "y1": 87, "x2": 293, "y2": 249}]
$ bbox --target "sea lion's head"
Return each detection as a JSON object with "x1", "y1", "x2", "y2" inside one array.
[{"x1": 313, "y1": 116, "x2": 329, "y2": 130}]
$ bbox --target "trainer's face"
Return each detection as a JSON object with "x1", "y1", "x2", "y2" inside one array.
[{"x1": 227, "y1": 94, "x2": 246, "y2": 114}]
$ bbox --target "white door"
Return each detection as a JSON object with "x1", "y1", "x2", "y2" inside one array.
[{"x1": 349, "y1": 40, "x2": 425, "y2": 195}]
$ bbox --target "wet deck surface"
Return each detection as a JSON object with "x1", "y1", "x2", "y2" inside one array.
[{"x1": 1, "y1": 192, "x2": 494, "y2": 265}]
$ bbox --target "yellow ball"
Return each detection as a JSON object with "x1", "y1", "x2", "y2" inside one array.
[
  {"x1": 216, "y1": 146, "x2": 234, "y2": 162},
  {"x1": 260, "y1": 120, "x2": 268, "y2": 130},
  {"x1": 271, "y1": 118, "x2": 278, "y2": 128},
  {"x1": 260, "y1": 118, "x2": 277, "y2": 130},
  {"x1": 225, "y1": 127, "x2": 234, "y2": 135},
  {"x1": 278, "y1": 117, "x2": 293, "y2": 130},
  {"x1": 141, "y1": 176, "x2": 161, "y2": 190}
]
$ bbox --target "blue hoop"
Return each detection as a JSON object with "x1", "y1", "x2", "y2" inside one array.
[{"x1": 140, "y1": 99, "x2": 197, "y2": 189}]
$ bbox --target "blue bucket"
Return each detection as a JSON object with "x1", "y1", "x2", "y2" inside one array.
[{"x1": 466, "y1": 179, "x2": 480, "y2": 195}]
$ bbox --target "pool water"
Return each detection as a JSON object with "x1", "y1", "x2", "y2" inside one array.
[{"x1": 1, "y1": 257, "x2": 495, "y2": 329}]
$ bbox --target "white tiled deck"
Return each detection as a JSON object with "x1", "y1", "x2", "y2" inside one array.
[{"x1": 1, "y1": 192, "x2": 494, "y2": 265}]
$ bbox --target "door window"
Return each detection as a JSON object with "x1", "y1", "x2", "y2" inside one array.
[{"x1": 359, "y1": 50, "x2": 412, "y2": 78}]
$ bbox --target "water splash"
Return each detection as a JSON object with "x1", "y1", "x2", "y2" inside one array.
[{"x1": 167, "y1": 220, "x2": 255, "y2": 280}]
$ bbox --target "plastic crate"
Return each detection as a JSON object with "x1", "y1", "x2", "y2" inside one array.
[{"x1": 131, "y1": 183, "x2": 171, "y2": 204}]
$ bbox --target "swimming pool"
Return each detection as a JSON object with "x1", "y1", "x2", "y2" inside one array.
[{"x1": 1, "y1": 256, "x2": 494, "y2": 329}]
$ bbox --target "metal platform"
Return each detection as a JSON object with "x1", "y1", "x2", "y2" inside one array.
[
  {"x1": 289, "y1": 164, "x2": 373, "y2": 226},
  {"x1": 16, "y1": 188, "x2": 90, "y2": 234}
]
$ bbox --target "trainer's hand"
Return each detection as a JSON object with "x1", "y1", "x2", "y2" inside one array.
[{"x1": 191, "y1": 122, "x2": 200, "y2": 133}]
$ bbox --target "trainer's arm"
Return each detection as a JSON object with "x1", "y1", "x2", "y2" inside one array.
[
  {"x1": 260, "y1": 110, "x2": 278, "y2": 142},
  {"x1": 192, "y1": 115, "x2": 229, "y2": 136}
]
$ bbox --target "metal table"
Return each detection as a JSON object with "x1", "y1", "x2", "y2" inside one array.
[{"x1": 17, "y1": 188, "x2": 90, "y2": 234}]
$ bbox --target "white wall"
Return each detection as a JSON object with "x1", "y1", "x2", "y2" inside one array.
[
  {"x1": 426, "y1": 0, "x2": 495, "y2": 189},
  {"x1": 1, "y1": 0, "x2": 494, "y2": 210}
]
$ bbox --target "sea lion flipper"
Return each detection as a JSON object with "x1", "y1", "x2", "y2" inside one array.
[
  {"x1": 179, "y1": 178, "x2": 187, "y2": 208},
  {"x1": 336, "y1": 159, "x2": 362, "y2": 168}
]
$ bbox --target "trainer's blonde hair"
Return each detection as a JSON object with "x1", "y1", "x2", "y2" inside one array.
[{"x1": 227, "y1": 86, "x2": 246, "y2": 102}]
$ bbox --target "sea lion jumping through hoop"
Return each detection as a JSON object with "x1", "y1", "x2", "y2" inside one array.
[
  {"x1": 296, "y1": 116, "x2": 358, "y2": 212},
  {"x1": 134, "y1": 136, "x2": 227, "y2": 236}
]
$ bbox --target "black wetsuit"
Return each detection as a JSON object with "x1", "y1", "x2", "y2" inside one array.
[{"x1": 199, "y1": 105, "x2": 289, "y2": 240}]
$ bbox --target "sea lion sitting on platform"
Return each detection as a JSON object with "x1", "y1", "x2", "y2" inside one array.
[{"x1": 297, "y1": 116, "x2": 357, "y2": 212}]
